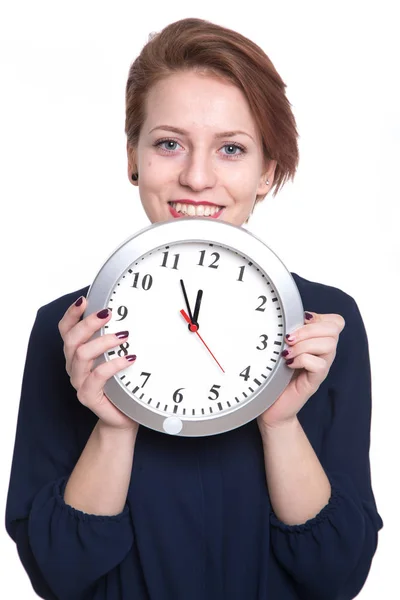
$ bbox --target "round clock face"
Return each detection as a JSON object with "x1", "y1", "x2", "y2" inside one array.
[{"x1": 85, "y1": 218, "x2": 304, "y2": 436}]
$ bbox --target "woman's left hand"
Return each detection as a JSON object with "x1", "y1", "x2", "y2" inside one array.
[{"x1": 257, "y1": 312, "x2": 345, "y2": 429}]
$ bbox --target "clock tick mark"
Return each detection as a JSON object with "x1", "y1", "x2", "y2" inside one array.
[
  {"x1": 156, "y1": 402, "x2": 160, "y2": 409},
  {"x1": 125, "y1": 381, "x2": 131, "y2": 387},
  {"x1": 248, "y1": 387, "x2": 254, "y2": 393},
  {"x1": 173, "y1": 405, "x2": 178, "y2": 414},
  {"x1": 140, "y1": 393, "x2": 145, "y2": 400},
  {"x1": 274, "y1": 341, "x2": 282, "y2": 346},
  {"x1": 147, "y1": 398, "x2": 152, "y2": 404},
  {"x1": 108, "y1": 351, "x2": 115, "y2": 356},
  {"x1": 201, "y1": 408, "x2": 205, "y2": 415},
  {"x1": 267, "y1": 366, "x2": 273, "y2": 371},
  {"x1": 132, "y1": 386, "x2": 139, "y2": 394},
  {"x1": 120, "y1": 375, "x2": 126, "y2": 380},
  {"x1": 254, "y1": 378, "x2": 261, "y2": 385},
  {"x1": 235, "y1": 397, "x2": 240, "y2": 403},
  {"x1": 242, "y1": 391, "x2": 248, "y2": 398}
]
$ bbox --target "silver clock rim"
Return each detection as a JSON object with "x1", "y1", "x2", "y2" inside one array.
[{"x1": 84, "y1": 217, "x2": 304, "y2": 437}]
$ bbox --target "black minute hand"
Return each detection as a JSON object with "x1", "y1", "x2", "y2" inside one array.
[{"x1": 192, "y1": 289, "x2": 203, "y2": 329}]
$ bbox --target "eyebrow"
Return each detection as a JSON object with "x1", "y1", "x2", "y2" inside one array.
[{"x1": 149, "y1": 125, "x2": 255, "y2": 142}]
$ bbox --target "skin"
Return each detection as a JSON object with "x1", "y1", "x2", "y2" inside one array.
[{"x1": 59, "y1": 70, "x2": 345, "y2": 431}]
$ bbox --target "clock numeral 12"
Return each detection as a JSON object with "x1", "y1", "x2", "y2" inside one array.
[{"x1": 198, "y1": 250, "x2": 220, "y2": 269}]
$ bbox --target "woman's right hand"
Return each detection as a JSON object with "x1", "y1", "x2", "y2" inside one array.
[{"x1": 58, "y1": 295, "x2": 139, "y2": 431}]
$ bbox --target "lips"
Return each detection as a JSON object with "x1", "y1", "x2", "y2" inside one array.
[{"x1": 168, "y1": 202, "x2": 224, "y2": 219}]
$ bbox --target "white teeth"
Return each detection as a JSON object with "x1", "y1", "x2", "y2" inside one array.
[{"x1": 170, "y1": 202, "x2": 222, "y2": 216}]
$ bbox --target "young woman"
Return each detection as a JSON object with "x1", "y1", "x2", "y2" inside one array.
[{"x1": 5, "y1": 17, "x2": 383, "y2": 600}]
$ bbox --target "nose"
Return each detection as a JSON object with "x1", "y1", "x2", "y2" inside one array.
[{"x1": 178, "y1": 150, "x2": 217, "y2": 192}]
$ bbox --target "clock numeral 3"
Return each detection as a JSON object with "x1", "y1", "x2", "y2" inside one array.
[
  {"x1": 256, "y1": 334, "x2": 268, "y2": 351},
  {"x1": 198, "y1": 250, "x2": 220, "y2": 269},
  {"x1": 173, "y1": 387, "x2": 185, "y2": 403},
  {"x1": 255, "y1": 296, "x2": 267, "y2": 312},
  {"x1": 118, "y1": 342, "x2": 130, "y2": 357},
  {"x1": 208, "y1": 384, "x2": 221, "y2": 401}
]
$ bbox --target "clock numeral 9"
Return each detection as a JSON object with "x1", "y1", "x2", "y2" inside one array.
[
  {"x1": 208, "y1": 384, "x2": 221, "y2": 401},
  {"x1": 118, "y1": 342, "x2": 130, "y2": 357},
  {"x1": 256, "y1": 334, "x2": 268, "y2": 350},
  {"x1": 255, "y1": 296, "x2": 267, "y2": 312},
  {"x1": 116, "y1": 306, "x2": 128, "y2": 321},
  {"x1": 198, "y1": 250, "x2": 220, "y2": 269},
  {"x1": 173, "y1": 387, "x2": 185, "y2": 403},
  {"x1": 132, "y1": 272, "x2": 153, "y2": 291}
]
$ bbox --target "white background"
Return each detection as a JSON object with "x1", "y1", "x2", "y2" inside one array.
[{"x1": 1, "y1": 1, "x2": 398, "y2": 597}]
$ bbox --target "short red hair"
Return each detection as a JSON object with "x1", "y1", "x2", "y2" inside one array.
[{"x1": 125, "y1": 18, "x2": 299, "y2": 199}]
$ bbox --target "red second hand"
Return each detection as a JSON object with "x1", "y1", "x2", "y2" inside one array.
[{"x1": 180, "y1": 309, "x2": 225, "y2": 373}]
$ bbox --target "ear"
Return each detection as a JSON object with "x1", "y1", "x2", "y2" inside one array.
[
  {"x1": 127, "y1": 143, "x2": 137, "y2": 185},
  {"x1": 256, "y1": 159, "x2": 277, "y2": 197}
]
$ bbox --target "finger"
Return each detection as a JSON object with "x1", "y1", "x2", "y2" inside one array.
[
  {"x1": 63, "y1": 307, "x2": 113, "y2": 374},
  {"x1": 58, "y1": 296, "x2": 87, "y2": 339},
  {"x1": 77, "y1": 354, "x2": 137, "y2": 411},
  {"x1": 285, "y1": 352, "x2": 327, "y2": 375},
  {"x1": 282, "y1": 336, "x2": 337, "y2": 360},
  {"x1": 303, "y1": 312, "x2": 345, "y2": 330},
  {"x1": 70, "y1": 331, "x2": 130, "y2": 390},
  {"x1": 285, "y1": 321, "x2": 343, "y2": 345}
]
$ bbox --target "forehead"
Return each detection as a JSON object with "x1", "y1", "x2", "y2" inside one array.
[{"x1": 144, "y1": 71, "x2": 258, "y2": 136}]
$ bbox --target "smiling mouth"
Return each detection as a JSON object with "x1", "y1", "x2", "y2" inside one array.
[{"x1": 168, "y1": 202, "x2": 225, "y2": 217}]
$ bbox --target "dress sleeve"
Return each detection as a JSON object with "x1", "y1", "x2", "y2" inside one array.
[
  {"x1": 5, "y1": 304, "x2": 134, "y2": 600},
  {"x1": 269, "y1": 296, "x2": 383, "y2": 600}
]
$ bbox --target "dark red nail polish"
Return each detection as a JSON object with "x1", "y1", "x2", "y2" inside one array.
[
  {"x1": 75, "y1": 296, "x2": 83, "y2": 307},
  {"x1": 126, "y1": 354, "x2": 137, "y2": 362},
  {"x1": 286, "y1": 334, "x2": 294, "y2": 342},
  {"x1": 97, "y1": 309, "x2": 110, "y2": 319},
  {"x1": 281, "y1": 349, "x2": 290, "y2": 357},
  {"x1": 305, "y1": 312, "x2": 313, "y2": 320},
  {"x1": 286, "y1": 358, "x2": 294, "y2": 365},
  {"x1": 116, "y1": 331, "x2": 129, "y2": 339}
]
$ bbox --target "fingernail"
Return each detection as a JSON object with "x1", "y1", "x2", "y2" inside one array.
[
  {"x1": 281, "y1": 349, "x2": 290, "y2": 357},
  {"x1": 126, "y1": 354, "x2": 137, "y2": 362},
  {"x1": 97, "y1": 309, "x2": 110, "y2": 319},
  {"x1": 305, "y1": 312, "x2": 313, "y2": 320},
  {"x1": 286, "y1": 358, "x2": 294, "y2": 365},
  {"x1": 286, "y1": 334, "x2": 294, "y2": 342},
  {"x1": 116, "y1": 331, "x2": 129, "y2": 339},
  {"x1": 75, "y1": 296, "x2": 83, "y2": 307}
]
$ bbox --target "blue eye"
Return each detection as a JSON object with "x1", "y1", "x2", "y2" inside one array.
[{"x1": 154, "y1": 139, "x2": 246, "y2": 159}]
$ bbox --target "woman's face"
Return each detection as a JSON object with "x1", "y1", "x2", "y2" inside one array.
[{"x1": 127, "y1": 71, "x2": 276, "y2": 226}]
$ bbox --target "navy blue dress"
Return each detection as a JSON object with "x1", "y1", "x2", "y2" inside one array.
[{"x1": 5, "y1": 273, "x2": 383, "y2": 600}]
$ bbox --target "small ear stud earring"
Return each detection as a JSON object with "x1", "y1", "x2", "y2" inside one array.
[{"x1": 131, "y1": 172, "x2": 138, "y2": 181}]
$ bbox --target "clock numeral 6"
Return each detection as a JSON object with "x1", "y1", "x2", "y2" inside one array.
[
  {"x1": 256, "y1": 334, "x2": 268, "y2": 350},
  {"x1": 173, "y1": 387, "x2": 185, "y2": 403},
  {"x1": 208, "y1": 384, "x2": 221, "y2": 401},
  {"x1": 132, "y1": 272, "x2": 153, "y2": 291},
  {"x1": 118, "y1": 342, "x2": 130, "y2": 357}
]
